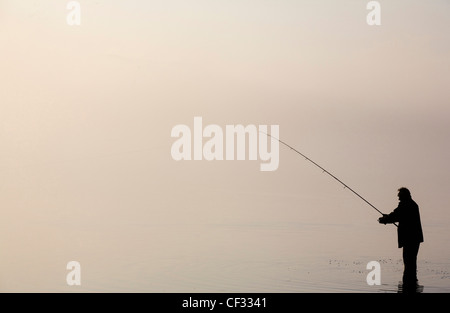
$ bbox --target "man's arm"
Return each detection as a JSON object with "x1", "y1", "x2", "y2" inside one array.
[{"x1": 378, "y1": 208, "x2": 400, "y2": 224}]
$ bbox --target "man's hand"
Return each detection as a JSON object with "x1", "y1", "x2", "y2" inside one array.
[{"x1": 378, "y1": 214, "x2": 388, "y2": 224}]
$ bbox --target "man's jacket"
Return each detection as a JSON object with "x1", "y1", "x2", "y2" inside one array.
[{"x1": 383, "y1": 198, "x2": 424, "y2": 248}]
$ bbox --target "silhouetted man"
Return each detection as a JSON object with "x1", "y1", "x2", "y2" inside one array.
[{"x1": 378, "y1": 187, "x2": 424, "y2": 284}]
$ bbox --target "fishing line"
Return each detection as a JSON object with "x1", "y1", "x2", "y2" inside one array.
[{"x1": 262, "y1": 131, "x2": 397, "y2": 227}]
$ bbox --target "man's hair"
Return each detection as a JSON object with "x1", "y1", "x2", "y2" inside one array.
[{"x1": 398, "y1": 187, "x2": 411, "y2": 199}]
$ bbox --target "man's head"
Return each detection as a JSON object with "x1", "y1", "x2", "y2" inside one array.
[{"x1": 398, "y1": 187, "x2": 412, "y2": 201}]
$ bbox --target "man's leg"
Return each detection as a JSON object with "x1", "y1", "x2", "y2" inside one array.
[{"x1": 403, "y1": 243, "x2": 420, "y2": 283}]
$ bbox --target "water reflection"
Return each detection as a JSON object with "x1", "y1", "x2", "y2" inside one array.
[{"x1": 398, "y1": 282, "x2": 424, "y2": 293}]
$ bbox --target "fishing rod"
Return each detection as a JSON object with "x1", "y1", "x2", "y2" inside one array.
[{"x1": 262, "y1": 131, "x2": 397, "y2": 227}]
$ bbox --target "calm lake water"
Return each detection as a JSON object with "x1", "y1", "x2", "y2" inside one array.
[{"x1": 1, "y1": 216, "x2": 449, "y2": 293}]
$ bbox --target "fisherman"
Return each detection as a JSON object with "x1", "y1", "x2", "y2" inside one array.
[
  {"x1": 264, "y1": 135, "x2": 425, "y2": 283},
  {"x1": 378, "y1": 187, "x2": 424, "y2": 284}
]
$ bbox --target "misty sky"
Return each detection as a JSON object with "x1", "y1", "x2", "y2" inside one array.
[{"x1": 0, "y1": 0, "x2": 450, "y2": 290}]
